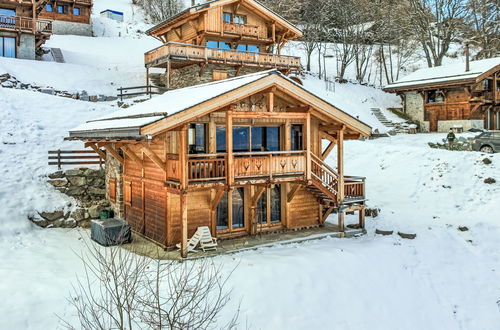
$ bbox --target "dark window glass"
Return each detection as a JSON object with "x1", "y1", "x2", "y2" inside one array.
[
  {"x1": 57, "y1": 5, "x2": 65, "y2": 14},
  {"x1": 206, "y1": 40, "x2": 218, "y2": 48},
  {"x1": 73, "y1": 7, "x2": 80, "y2": 15},
  {"x1": 427, "y1": 90, "x2": 444, "y2": 103},
  {"x1": 265, "y1": 127, "x2": 280, "y2": 151},
  {"x1": 188, "y1": 123, "x2": 206, "y2": 154},
  {"x1": 216, "y1": 126, "x2": 226, "y2": 153},
  {"x1": 0, "y1": 36, "x2": 16, "y2": 58},
  {"x1": 216, "y1": 192, "x2": 228, "y2": 230},
  {"x1": 257, "y1": 190, "x2": 267, "y2": 224},
  {"x1": 45, "y1": 4, "x2": 53, "y2": 12},
  {"x1": 291, "y1": 125, "x2": 303, "y2": 151},
  {"x1": 223, "y1": 12, "x2": 232, "y2": 23},
  {"x1": 251, "y1": 126, "x2": 263, "y2": 151},
  {"x1": 236, "y1": 44, "x2": 247, "y2": 51},
  {"x1": 233, "y1": 126, "x2": 250, "y2": 152},
  {"x1": 219, "y1": 42, "x2": 231, "y2": 50},
  {"x1": 232, "y1": 188, "x2": 245, "y2": 228},
  {"x1": 271, "y1": 185, "x2": 281, "y2": 223},
  {"x1": 233, "y1": 15, "x2": 247, "y2": 24}
]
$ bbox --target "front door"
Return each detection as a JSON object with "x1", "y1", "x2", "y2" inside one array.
[{"x1": 429, "y1": 111, "x2": 438, "y2": 132}]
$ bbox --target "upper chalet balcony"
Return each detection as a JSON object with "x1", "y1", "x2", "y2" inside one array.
[
  {"x1": 0, "y1": 14, "x2": 52, "y2": 34},
  {"x1": 222, "y1": 22, "x2": 263, "y2": 39},
  {"x1": 145, "y1": 42, "x2": 301, "y2": 72}
]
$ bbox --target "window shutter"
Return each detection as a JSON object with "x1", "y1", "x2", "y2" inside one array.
[
  {"x1": 124, "y1": 181, "x2": 132, "y2": 206},
  {"x1": 109, "y1": 178, "x2": 117, "y2": 202}
]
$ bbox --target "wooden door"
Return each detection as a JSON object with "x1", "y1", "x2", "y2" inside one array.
[{"x1": 429, "y1": 111, "x2": 438, "y2": 132}]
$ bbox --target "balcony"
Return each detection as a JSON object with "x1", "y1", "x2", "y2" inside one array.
[
  {"x1": 0, "y1": 14, "x2": 52, "y2": 34},
  {"x1": 145, "y1": 42, "x2": 302, "y2": 71},
  {"x1": 223, "y1": 23, "x2": 260, "y2": 38}
]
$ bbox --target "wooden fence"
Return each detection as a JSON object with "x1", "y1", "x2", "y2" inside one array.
[
  {"x1": 48, "y1": 149, "x2": 104, "y2": 169},
  {"x1": 117, "y1": 85, "x2": 170, "y2": 100}
]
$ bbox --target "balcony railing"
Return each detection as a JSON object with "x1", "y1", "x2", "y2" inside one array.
[
  {"x1": 0, "y1": 14, "x2": 52, "y2": 34},
  {"x1": 223, "y1": 23, "x2": 260, "y2": 38},
  {"x1": 145, "y1": 42, "x2": 302, "y2": 70}
]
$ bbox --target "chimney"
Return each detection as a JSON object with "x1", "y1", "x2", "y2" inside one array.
[{"x1": 465, "y1": 43, "x2": 470, "y2": 72}]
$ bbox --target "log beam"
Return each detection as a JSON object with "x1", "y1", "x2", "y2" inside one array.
[
  {"x1": 120, "y1": 145, "x2": 142, "y2": 165},
  {"x1": 141, "y1": 146, "x2": 166, "y2": 172},
  {"x1": 322, "y1": 140, "x2": 336, "y2": 160},
  {"x1": 287, "y1": 183, "x2": 301, "y2": 203},
  {"x1": 84, "y1": 142, "x2": 106, "y2": 160},
  {"x1": 103, "y1": 144, "x2": 124, "y2": 164}
]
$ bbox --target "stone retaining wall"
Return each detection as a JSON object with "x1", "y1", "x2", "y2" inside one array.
[{"x1": 30, "y1": 168, "x2": 112, "y2": 228}]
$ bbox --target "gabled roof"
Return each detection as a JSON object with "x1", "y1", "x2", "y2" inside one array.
[
  {"x1": 385, "y1": 57, "x2": 500, "y2": 92},
  {"x1": 146, "y1": 0, "x2": 302, "y2": 39},
  {"x1": 68, "y1": 70, "x2": 371, "y2": 139}
]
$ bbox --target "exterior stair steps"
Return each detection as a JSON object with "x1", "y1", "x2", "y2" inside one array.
[
  {"x1": 371, "y1": 108, "x2": 409, "y2": 134},
  {"x1": 50, "y1": 48, "x2": 65, "y2": 63}
]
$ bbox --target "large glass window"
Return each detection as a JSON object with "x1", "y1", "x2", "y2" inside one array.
[
  {"x1": 73, "y1": 7, "x2": 80, "y2": 16},
  {"x1": 233, "y1": 15, "x2": 247, "y2": 24},
  {"x1": 232, "y1": 188, "x2": 245, "y2": 228},
  {"x1": 236, "y1": 44, "x2": 260, "y2": 53},
  {"x1": 216, "y1": 189, "x2": 245, "y2": 230},
  {"x1": 0, "y1": 8, "x2": 15, "y2": 16},
  {"x1": 270, "y1": 185, "x2": 281, "y2": 223},
  {"x1": 216, "y1": 126, "x2": 226, "y2": 153},
  {"x1": 217, "y1": 126, "x2": 281, "y2": 153},
  {"x1": 222, "y1": 12, "x2": 232, "y2": 23},
  {"x1": 216, "y1": 192, "x2": 229, "y2": 230},
  {"x1": 0, "y1": 8, "x2": 16, "y2": 27},
  {"x1": 0, "y1": 36, "x2": 16, "y2": 58},
  {"x1": 45, "y1": 4, "x2": 53, "y2": 12},
  {"x1": 206, "y1": 40, "x2": 230, "y2": 49},
  {"x1": 57, "y1": 5, "x2": 65, "y2": 14},
  {"x1": 257, "y1": 189, "x2": 267, "y2": 224},
  {"x1": 233, "y1": 127, "x2": 250, "y2": 152},
  {"x1": 291, "y1": 125, "x2": 303, "y2": 151},
  {"x1": 257, "y1": 185, "x2": 281, "y2": 226},
  {"x1": 188, "y1": 123, "x2": 206, "y2": 154}
]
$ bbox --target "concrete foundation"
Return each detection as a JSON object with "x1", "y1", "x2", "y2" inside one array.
[
  {"x1": 52, "y1": 20, "x2": 93, "y2": 36},
  {"x1": 18, "y1": 34, "x2": 35, "y2": 60}
]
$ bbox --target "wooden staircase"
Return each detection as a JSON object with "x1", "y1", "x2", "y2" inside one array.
[{"x1": 307, "y1": 153, "x2": 366, "y2": 228}]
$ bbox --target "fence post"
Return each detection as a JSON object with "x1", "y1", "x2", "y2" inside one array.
[{"x1": 57, "y1": 149, "x2": 61, "y2": 170}]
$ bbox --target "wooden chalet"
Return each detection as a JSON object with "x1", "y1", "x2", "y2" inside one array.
[
  {"x1": 144, "y1": 0, "x2": 303, "y2": 88},
  {"x1": 0, "y1": 0, "x2": 53, "y2": 59},
  {"x1": 38, "y1": 0, "x2": 92, "y2": 26},
  {"x1": 385, "y1": 57, "x2": 500, "y2": 132},
  {"x1": 69, "y1": 70, "x2": 371, "y2": 257}
]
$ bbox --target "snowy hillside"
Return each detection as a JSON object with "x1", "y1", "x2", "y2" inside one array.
[{"x1": 0, "y1": 1, "x2": 499, "y2": 329}]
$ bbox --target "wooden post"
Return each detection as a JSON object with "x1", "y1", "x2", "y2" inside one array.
[
  {"x1": 359, "y1": 207, "x2": 366, "y2": 229},
  {"x1": 305, "y1": 112, "x2": 311, "y2": 181},
  {"x1": 179, "y1": 126, "x2": 188, "y2": 189},
  {"x1": 337, "y1": 127, "x2": 345, "y2": 232},
  {"x1": 146, "y1": 67, "x2": 150, "y2": 86},
  {"x1": 226, "y1": 110, "x2": 234, "y2": 185},
  {"x1": 180, "y1": 191, "x2": 188, "y2": 258},
  {"x1": 166, "y1": 59, "x2": 171, "y2": 89},
  {"x1": 267, "y1": 90, "x2": 274, "y2": 112}
]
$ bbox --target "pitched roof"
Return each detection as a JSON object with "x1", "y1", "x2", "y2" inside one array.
[
  {"x1": 68, "y1": 70, "x2": 371, "y2": 139},
  {"x1": 146, "y1": 0, "x2": 302, "y2": 38},
  {"x1": 385, "y1": 57, "x2": 500, "y2": 91}
]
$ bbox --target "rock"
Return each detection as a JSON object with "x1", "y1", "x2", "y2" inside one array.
[
  {"x1": 78, "y1": 219, "x2": 92, "y2": 228},
  {"x1": 89, "y1": 95, "x2": 98, "y2": 102},
  {"x1": 398, "y1": 232, "x2": 417, "y2": 239},
  {"x1": 28, "y1": 215, "x2": 49, "y2": 228},
  {"x1": 66, "y1": 186, "x2": 86, "y2": 196},
  {"x1": 40, "y1": 88, "x2": 55, "y2": 95},
  {"x1": 346, "y1": 224, "x2": 361, "y2": 229},
  {"x1": 71, "y1": 208, "x2": 87, "y2": 221},
  {"x1": 55, "y1": 187, "x2": 67, "y2": 193},
  {"x1": 48, "y1": 179, "x2": 68, "y2": 187},
  {"x1": 458, "y1": 226, "x2": 469, "y2": 232},
  {"x1": 0, "y1": 73, "x2": 11, "y2": 83},
  {"x1": 98, "y1": 94, "x2": 107, "y2": 102},
  {"x1": 61, "y1": 218, "x2": 77, "y2": 228},
  {"x1": 375, "y1": 229, "x2": 393, "y2": 236},
  {"x1": 67, "y1": 176, "x2": 86, "y2": 187},
  {"x1": 484, "y1": 177, "x2": 496, "y2": 184},
  {"x1": 482, "y1": 158, "x2": 492, "y2": 165},
  {"x1": 106, "y1": 96, "x2": 118, "y2": 101},
  {"x1": 65, "y1": 168, "x2": 84, "y2": 176},
  {"x1": 48, "y1": 171, "x2": 65, "y2": 179},
  {"x1": 38, "y1": 210, "x2": 65, "y2": 221},
  {"x1": 83, "y1": 168, "x2": 104, "y2": 177},
  {"x1": 88, "y1": 187, "x2": 106, "y2": 196},
  {"x1": 88, "y1": 204, "x2": 106, "y2": 219},
  {"x1": 366, "y1": 208, "x2": 379, "y2": 218},
  {"x1": 80, "y1": 90, "x2": 89, "y2": 101}
]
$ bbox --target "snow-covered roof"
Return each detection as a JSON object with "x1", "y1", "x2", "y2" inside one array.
[
  {"x1": 385, "y1": 57, "x2": 500, "y2": 91},
  {"x1": 100, "y1": 9, "x2": 124, "y2": 15},
  {"x1": 69, "y1": 70, "x2": 276, "y2": 138},
  {"x1": 69, "y1": 69, "x2": 372, "y2": 139}
]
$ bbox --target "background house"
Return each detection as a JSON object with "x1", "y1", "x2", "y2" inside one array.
[
  {"x1": 385, "y1": 57, "x2": 500, "y2": 132},
  {"x1": 39, "y1": 0, "x2": 93, "y2": 36}
]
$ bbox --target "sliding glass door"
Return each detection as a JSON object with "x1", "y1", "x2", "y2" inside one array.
[
  {"x1": 256, "y1": 185, "x2": 282, "y2": 227},
  {"x1": 216, "y1": 188, "x2": 245, "y2": 232},
  {"x1": 0, "y1": 36, "x2": 16, "y2": 58}
]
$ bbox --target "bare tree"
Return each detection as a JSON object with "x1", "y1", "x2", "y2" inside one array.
[
  {"x1": 61, "y1": 236, "x2": 239, "y2": 330},
  {"x1": 405, "y1": 0, "x2": 469, "y2": 67},
  {"x1": 464, "y1": 0, "x2": 500, "y2": 59},
  {"x1": 136, "y1": 0, "x2": 183, "y2": 24}
]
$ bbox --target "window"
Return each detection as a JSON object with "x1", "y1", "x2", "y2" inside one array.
[
  {"x1": 426, "y1": 90, "x2": 444, "y2": 103},
  {"x1": 216, "y1": 126, "x2": 227, "y2": 153},
  {"x1": 0, "y1": 8, "x2": 15, "y2": 16},
  {"x1": 483, "y1": 79, "x2": 493, "y2": 91},
  {"x1": 236, "y1": 44, "x2": 260, "y2": 53},
  {"x1": 0, "y1": 36, "x2": 16, "y2": 58},
  {"x1": 213, "y1": 69, "x2": 228, "y2": 81},
  {"x1": 0, "y1": 8, "x2": 16, "y2": 27},
  {"x1": 223, "y1": 12, "x2": 232, "y2": 23},
  {"x1": 216, "y1": 188, "x2": 245, "y2": 230},
  {"x1": 45, "y1": 4, "x2": 53, "y2": 12},
  {"x1": 57, "y1": 5, "x2": 65, "y2": 14},
  {"x1": 73, "y1": 7, "x2": 80, "y2": 16},
  {"x1": 206, "y1": 40, "x2": 230, "y2": 50},
  {"x1": 257, "y1": 185, "x2": 282, "y2": 226},
  {"x1": 216, "y1": 126, "x2": 281, "y2": 153},
  {"x1": 251, "y1": 126, "x2": 280, "y2": 151},
  {"x1": 188, "y1": 123, "x2": 206, "y2": 154},
  {"x1": 233, "y1": 15, "x2": 247, "y2": 24},
  {"x1": 233, "y1": 126, "x2": 250, "y2": 152},
  {"x1": 291, "y1": 125, "x2": 303, "y2": 151},
  {"x1": 109, "y1": 178, "x2": 117, "y2": 202}
]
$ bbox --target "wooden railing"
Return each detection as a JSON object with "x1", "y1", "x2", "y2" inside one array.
[
  {"x1": 344, "y1": 176, "x2": 366, "y2": 200},
  {"x1": 233, "y1": 151, "x2": 306, "y2": 179},
  {"x1": 117, "y1": 85, "x2": 170, "y2": 100},
  {"x1": 310, "y1": 153, "x2": 339, "y2": 197},
  {"x1": 48, "y1": 149, "x2": 104, "y2": 169},
  {"x1": 188, "y1": 154, "x2": 226, "y2": 181},
  {"x1": 145, "y1": 42, "x2": 301, "y2": 70},
  {"x1": 0, "y1": 14, "x2": 52, "y2": 34},
  {"x1": 223, "y1": 23, "x2": 260, "y2": 38}
]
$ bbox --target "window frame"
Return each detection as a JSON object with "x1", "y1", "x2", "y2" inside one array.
[
  {"x1": 57, "y1": 5, "x2": 65, "y2": 14},
  {"x1": 73, "y1": 7, "x2": 81, "y2": 16},
  {"x1": 0, "y1": 35, "x2": 16, "y2": 58}
]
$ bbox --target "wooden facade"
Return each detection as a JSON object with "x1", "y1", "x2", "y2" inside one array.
[
  {"x1": 0, "y1": 0, "x2": 53, "y2": 51},
  {"x1": 385, "y1": 61, "x2": 500, "y2": 132},
  {"x1": 70, "y1": 72, "x2": 371, "y2": 258},
  {"x1": 144, "y1": 0, "x2": 303, "y2": 84},
  {"x1": 39, "y1": 0, "x2": 92, "y2": 25}
]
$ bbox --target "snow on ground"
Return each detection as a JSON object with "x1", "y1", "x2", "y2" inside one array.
[{"x1": 0, "y1": 1, "x2": 499, "y2": 329}]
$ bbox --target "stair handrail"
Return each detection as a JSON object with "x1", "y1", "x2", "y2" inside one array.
[{"x1": 310, "y1": 153, "x2": 339, "y2": 195}]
